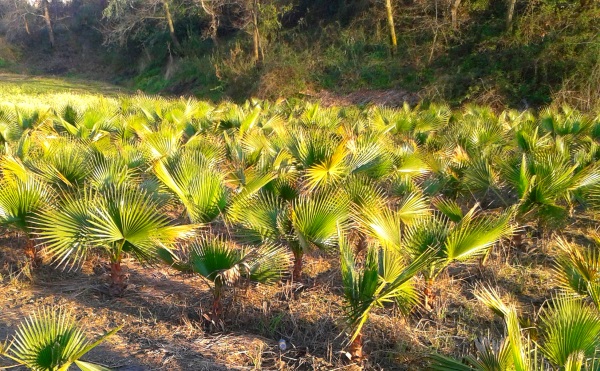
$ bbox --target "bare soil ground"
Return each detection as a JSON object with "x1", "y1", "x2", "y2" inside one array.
[
  {"x1": 303, "y1": 89, "x2": 420, "y2": 108},
  {"x1": 0, "y1": 222, "x2": 571, "y2": 370}
]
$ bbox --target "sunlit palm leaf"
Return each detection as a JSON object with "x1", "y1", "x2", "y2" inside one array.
[{"x1": 1, "y1": 307, "x2": 119, "y2": 371}]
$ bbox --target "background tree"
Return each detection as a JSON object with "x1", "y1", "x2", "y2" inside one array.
[
  {"x1": 384, "y1": 0, "x2": 397, "y2": 55},
  {"x1": 102, "y1": 0, "x2": 184, "y2": 48}
]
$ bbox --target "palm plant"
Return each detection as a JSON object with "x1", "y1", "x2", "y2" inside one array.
[
  {"x1": 431, "y1": 286, "x2": 600, "y2": 371},
  {"x1": 153, "y1": 149, "x2": 227, "y2": 223},
  {"x1": 0, "y1": 178, "x2": 53, "y2": 265},
  {"x1": 553, "y1": 235, "x2": 600, "y2": 308},
  {"x1": 403, "y1": 203, "x2": 515, "y2": 305},
  {"x1": 0, "y1": 307, "x2": 120, "y2": 371},
  {"x1": 165, "y1": 236, "x2": 290, "y2": 320},
  {"x1": 227, "y1": 187, "x2": 349, "y2": 281},
  {"x1": 289, "y1": 189, "x2": 349, "y2": 280},
  {"x1": 339, "y1": 230, "x2": 433, "y2": 360},
  {"x1": 35, "y1": 186, "x2": 196, "y2": 295},
  {"x1": 30, "y1": 140, "x2": 93, "y2": 190}
]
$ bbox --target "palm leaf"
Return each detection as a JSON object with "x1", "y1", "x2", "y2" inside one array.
[
  {"x1": 539, "y1": 295, "x2": 600, "y2": 367},
  {"x1": 2, "y1": 307, "x2": 119, "y2": 371},
  {"x1": 444, "y1": 207, "x2": 514, "y2": 262},
  {"x1": 292, "y1": 190, "x2": 348, "y2": 252}
]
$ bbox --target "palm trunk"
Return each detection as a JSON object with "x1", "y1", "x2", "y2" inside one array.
[
  {"x1": 385, "y1": 0, "x2": 397, "y2": 56},
  {"x1": 348, "y1": 333, "x2": 363, "y2": 362},
  {"x1": 109, "y1": 260, "x2": 126, "y2": 296},
  {"x1": 23, "y1": 236, "x2": 40, "y2": 267},
  {"x1": 356, "y1": 231, "x2": 367, "y2": 253},
  {"x1": 424, "y1": 277, "x2": 436, "y2": 310},
  {"x1": 162, "y1": 0, "x2": 181, "y2": 50},
  {"x1": 292, "y1": 249, "x2": 303, "y2": 281},
  {"x1": 212, "y1": 282, "x2": 223, "y2": 319},
  {"x1": 42, "y1": 0, "x2": 55, "y2": 48}
]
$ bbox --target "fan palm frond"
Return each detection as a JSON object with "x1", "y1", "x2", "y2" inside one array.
[
  {"x1": 1, "y1": 306, "x2": 119, "y2": 371},
  {"x1": 539, "y1": 295, "x2": 600, "y2": 367},
  {"x1": 291, "y1": 190, "x2": 349, "y2": 252},
  {"x1": 554, "y1": 236, "x2": 600, "y2": 307},
  {"x1": 444, "y1": 207, "x2": 514, "y2": 262}
]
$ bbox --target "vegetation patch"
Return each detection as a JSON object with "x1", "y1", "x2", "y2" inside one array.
[{"x1": 0, "y1": 78, "x2": 599, "y2": 370}]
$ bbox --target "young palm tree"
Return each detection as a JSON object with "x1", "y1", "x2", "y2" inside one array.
[
  {"x1": 0, "y1": 178, "x2": 53, "y2": 265},
  {"x1": 35, "y1": 186, "x2": 196, "y2": 295},
  {"x1": 553, "y1": 235, "x2": 600, "y2": 308},
  {"x1": 165, "y1": 236, "x2": 290, "y2": 320},
  {"x1": 339, "y1": 231, "x2": 433, "y2": 360},
  {"x1": 0, "y1": 307, "x2": 120, "y2": 371},
  {"x1": 289, "y1": 189, "x2": 349, "y2": 280},
  {"x1": 403, "y1": 203, "x2": 515, "y2": 306}
]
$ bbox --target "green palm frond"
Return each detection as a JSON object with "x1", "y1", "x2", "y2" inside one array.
[
  {"x1": 34, "y1": 190, "x2": 97, "y2": 269},
  {"x1": 88, "y1": 186, "x2": 196, "y2": 263},
  {"x1": 1, "y1": 306, "x2": 119, "y2": 371},
  {"x1": 1, "y1": 154, "x2": 35, "y2": 184},
  {"x1": 474, "y1": 285, "x2": 514, "y2": 319},
  {"x1": 246, "y1": 242, "x2": 292, "y2": 283},
  {"x1": 31, "y1": 140, "x2": 92, "y2": 189},
  {"x1": 288, "y1": 128, "x2": 339, "y2": 169},
  {"x1": 461, "y1": 158, "x2": 501, "y2": 196},
  {"x1": 305, "y1": 142, "x2": 348, "y2": 190},
  {"x1": 153, "y1": 150, "x2": 227, "y2": 223},
  {"x1": 346, "y1": 134, "x2": 392, "y2": 178},
  {"x1": 444, "y1": 207, "x2": 514, "y2": 262},
  {"x1": 339, "y1": 233, "x2": 380, "y2": 340},
  {"x1": 429, "y1": 353, "x2": 476, "y2": 370},
  {"x1": 227, "y1": 192, "x2": 285, "y2": 244},
  {"x1": 343, "y1": 176, "x2": 387, "y2": 212},
  {"x1": 0, "y1": 178, "x2": 53, "y2": 235},
  {"x1": 340, "y1": 233, "x2": 433, "y2": 342},
  {"x1": 88, "y1": 153, "x2": 136, "y2": 191},
  {"x1": 291, "y1": 190, "x2": 349, "y2": 252},
  {"x1": 553, "y1": 236, "x2": 600, "y2": 305},
  {"x1": 433, "y1": 198, "x2": 464, "y2": 223},
  {"x1": 175, "y1": 237, "x2": 289, "y2": 286},
  {"x1": 358, "y1": 192, "x2": 429, "y2": 251},
  {"x1": 474, "y1": 285, "x2": 530, "y2": 371},
  {"x1": 539, "y1": 295, "x2": 600, "y2": 367},
  {"x1": 430, "y1": 336, "x2": 513, "y2": 371}
]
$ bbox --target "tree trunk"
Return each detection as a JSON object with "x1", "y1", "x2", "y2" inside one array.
[
  {"x1": 162, "y1": 0, "x2": 181, "y2": 50},
  {"x1": 212, "y1": 283, "x2": 223, "y2": 319},
  {"x1": 292, "y1": 249, "x2": 303, "y2": 281},
  {"x1": 23, "y1": 237, "x2": 40, "y2": 267},
  {"x1": 109, "y1": 260, "x2": 127, "y2": 296},
  {"x1": 424, "y1": 278, "x2": 435, "y2": 310},
  {"x1": 450, "y1": 0, "x2": 462, "y2": 30},
  {"x1": 200, "y1": 0, "x2": 219, "y2": 46},
  {"x1": 506, "y1": 0, "x2": 517, "y2": 31},
  {"x1": 385, "y1": 0, "x2": 397, "y2": 56},
  {"x1": 251, "y1": 0, "x2": 262, "y2": 64},
  {"x1": 24, "y1": 16, "x2": 30, "y2": 35},
  {"x1": 348, "y1": 333, "x2": 363, "y2": 362},
  {"x1": 42, "y1": 0, "x2": 54, "y2": 48}
]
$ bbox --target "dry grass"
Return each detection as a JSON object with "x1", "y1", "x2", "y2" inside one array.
[{"x1": 0, "y1": 215, "x2": 580, "y2": 371}]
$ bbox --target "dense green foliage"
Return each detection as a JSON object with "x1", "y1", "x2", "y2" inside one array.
[{"x1": 0, "y1": 0, "x2": 598, "y2": 107}]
